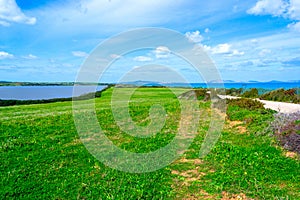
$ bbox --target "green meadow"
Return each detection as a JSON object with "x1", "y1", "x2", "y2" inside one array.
[{"x1": 1, "y1": 87, "x2": 299, "y2": 199}]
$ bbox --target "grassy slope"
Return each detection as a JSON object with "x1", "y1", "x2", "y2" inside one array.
[{"x1": 1, "y1": 87, "x2": 299, "y2": 199}]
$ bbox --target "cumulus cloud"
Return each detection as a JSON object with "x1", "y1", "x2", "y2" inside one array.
[
  {"x1": 154, "y1": 46, "x2": 171, "y2": 59},
  {"x1": 72, "y1": 51, "x2": 88, "y2": 58},
  {"x1": 247, "y1": 0, "x2": 288, "y2": 16},
  {"x1": 231, "y1": 49, "x2": 245, "y2": 56},
  {"x1": 0, "y1": 0, "x2": 37, "y2": 26},
  {"x1": 0, "y1": 51, "x2": 13, "y2": 59},
  {"x1": 248, "y1": 0, "x2": 300, "y2": 32},
  {"x1": 133, "y1": 56, "x2": 152, "y2": 62},
  {"x1": 211, "y1": 43, "x2": 231, "y2": 54},
  {"x1": 185, "y1": 31, "x2": 203, "y2": 43},
  {"x1": 22, "y1": 54, "x2": 38, "y2": 59},
  {"x1": 287, "y1": 0, "x2": 300, "y2": 20},
  {"x1": 205, "y1": 43, "x2": 244, "y2": 56}
]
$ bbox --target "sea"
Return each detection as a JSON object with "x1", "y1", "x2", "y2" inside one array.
[
  {"x1": 143, "y1": 82, "x2": 300, "y2": 90},
  {"x1": 190, "y1": 82, "x2": 300, "y2": 90},
  {"x1": 0, "y1": 86, "x2": 107, "y2": 100}
]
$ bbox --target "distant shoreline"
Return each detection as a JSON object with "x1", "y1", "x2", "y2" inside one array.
[
  {"x1": 0, "y1": 81, "x2": 112, "y2": 87},
  {"x1": 0, "y1": 81, "x2": 299, "y2": 90}
]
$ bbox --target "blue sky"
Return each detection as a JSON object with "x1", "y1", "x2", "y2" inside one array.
[{"x1": 0, "y1": 0, "x2": 300, "y2": 82}]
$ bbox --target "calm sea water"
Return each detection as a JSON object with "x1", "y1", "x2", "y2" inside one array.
[
  {"x1": 0, "y1": 86, "x2": 107, "y2": 100},
  {"x1": 155, "y1": 82, "x2": 299, "y2": 90},
  {"x1": 191, "y1": 82, "x2": 300, "y2": 90},
  {"x1": 0, "y1": 82, "x2": 299, "y2": 100}
]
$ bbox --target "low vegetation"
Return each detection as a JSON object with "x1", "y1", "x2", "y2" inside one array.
[
  {"x1": 227, "y1": 98, "x2": 264, "y2": 110},
  {"x1": 1, "y1": 87, "x2": 299, "y2": 199},
  {"x1": 225, "y1": 87, "x2": 300, "y2": 104},
  {"x1": 267, "y1": 111, "x2": 300, "y2": 153},
  {"x1": 260, "y1": 88, "x2": 300, "y2": 103},
  {"x1": 225, "y1": 88, "x2": 243, "y2": 96},
  {"x1": 226, "y1": 98, "x2": 276, "y2": 134},
  {"x1": 241, "y1": 88, "x2": 259, "y2": 98}
]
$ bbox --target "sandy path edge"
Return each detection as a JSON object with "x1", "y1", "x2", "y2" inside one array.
[{"x1": 218, "y1": 95, "x2": 300, "y2": 114}]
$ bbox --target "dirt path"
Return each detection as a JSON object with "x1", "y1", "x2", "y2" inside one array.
[{"x1": 218, "y1": 95, "x2": 300, "y2": 114}]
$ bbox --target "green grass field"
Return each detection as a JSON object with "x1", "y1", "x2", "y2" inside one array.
[{"x1": 1, "y1": 87, "x2": 299, "y2": 199}]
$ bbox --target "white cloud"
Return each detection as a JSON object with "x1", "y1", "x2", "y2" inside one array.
[
  {"x1": 204, "y1": 28, "x2": 210, "y2": 33},
  {"x1": 247, "y1": 0, "x2": 288, "y2": 16},
  {"x1": 72, "y1": 51, "x2": 88, "y2": 58},
  {"x1": 22, "y1": 54, "x2": 38, "y2": 59},
  {"x1": 212, "y1": 43, "x2": 231, "y2": 54},
  {"x1": 154, "y1": 46, "x2": 171, "y2": 59},
  {"x1": 0, "y1": 0, "x2": 37, "y2": 26},
  {"x1": 133, "y1": 56, "x2": 152, "y2": 62},
  {"x1": 259, "y1": 49, "x2": 272, "y2": 56},
  {"x1": 288, "y1": 0, "x2": 300, "y2": 20},
  {"x1": 110, "y1": 54, "x2": 122, "y2": 59},
  {"x1": 204, "y1": 43, "x2": 244, "y2": 57},
  {"x1": 0, "y1": 20, "x2": 9, "y2": 26},
  {"x1": 185, "y1": 31, "x2": 203, "y2": 43},
  {"x1": 231, "y1": 49, "x2": 245, "y2": 56},
  {"x1": 288, "y1": 21, "x2": 300, "y2": 32},
  {"x1": 202, "y1": 45, "x2": 211, "y2": 52},
  {"x1": 0, "y1": 51, "x2": 13, "y2": 59},
  {"x1": 251, "y1": 39, "x2": 258, "y2": 44},
  {"x1": 132, "y1": 65, "x2": 140, "y2": 70},
  {"x1": 248, "y1": 0, "x2": 300, "y2": 32}
]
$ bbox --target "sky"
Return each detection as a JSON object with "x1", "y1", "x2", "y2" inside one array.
[{"x1": 0, "y1": 0, "x2": 300, "y2": 82}]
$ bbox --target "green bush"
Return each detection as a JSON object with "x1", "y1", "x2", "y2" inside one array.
[
  {"x1": 226, "y1": 88, "x2": 243, "y2": 96},
  {"x1": 241, "y1": 88, "x2": 259, "y2": 98},
  {"x1": 226, "y1": 98, "x2": 275, "y2": 134},
  {"x1": 260, "y1": 88, "x2": 300, "y2": 103},
  {"x1": 194, "y1": 89, "x2": 208, "y2": 100},
  {"x1": 178, "y1": 89, "x2": 209, "y2": 100},
  {"x1": 227, "y1": 98, "x2": 264, "y2": 110},
  {"x1": 226, "y1": 105, "x2": 275, "y2": 134}
]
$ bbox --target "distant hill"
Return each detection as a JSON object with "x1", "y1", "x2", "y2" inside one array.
[
  {"x1": 247, "y1": 80, "x2": 260, "y2": 83},
  {"x1": 267, "y1": 80, "x2": 285, "y2": 83}
]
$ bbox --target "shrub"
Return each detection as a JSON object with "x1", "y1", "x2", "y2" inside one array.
[
  {"x1": 226, "y1": 88, "x2": 243, "y2": 96},
  {"x1": 241, "y1": 88, "x2": 259, "y2": 98},
  {"x1": 178, "y1": 89, "x2": 209, "y2": 100},
  {"x1": 226, "y1": 103, "x2": 275, "y2": 134},
  {"x1": 268, "y1": 111, "x2": 300, "y2": 153},
  {"x1": 269, "y1": 111, "x2": 300, "y2": 136},
  {"x1": 260, "y1": 88, "x2": 300, "y2": 103},
  {"x1": 227, "y1": 98, "x2": 264, "y2": 110},
  {"x1": 194, "y1": 89, "x2": 209, "y2": 100}
]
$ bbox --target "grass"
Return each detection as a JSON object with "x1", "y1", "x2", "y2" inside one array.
[{"x1": 1, "y1": 87, "x2": 299, "y2": 199}]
